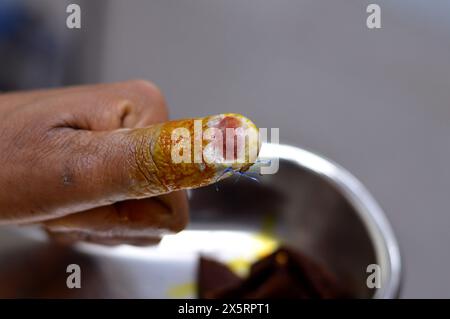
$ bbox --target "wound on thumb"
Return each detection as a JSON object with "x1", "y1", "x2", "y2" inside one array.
[{"x1": 116, "y1": 113, "x2": 260, "y2": 198}]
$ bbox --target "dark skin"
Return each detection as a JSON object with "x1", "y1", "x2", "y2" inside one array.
[{"x1": 0, "y1": 80, "x2": 189, "y2": 246}]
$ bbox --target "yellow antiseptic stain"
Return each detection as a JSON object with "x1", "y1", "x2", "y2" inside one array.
[
  {"x1": 226, "y1": 214, "x2": 279, "y2": 276},
  {"x1": 226, "y1": 234, "x2": 278, "y2": 276},
  {"x1": 254, "y1": 213, "x2": 280, "y2": 258},
  {"x1": 167, "y1": 282, "x2": 196, "y2": 298},
  {"x1": 226, "y1": 258, "x2": 251, "y2": 276},
  {"x1": 166, "y1": 213, "x2": 280, "y2": 298},
  {"x1": 254, "y1": 233, "x2": 279, "y2": 258}
]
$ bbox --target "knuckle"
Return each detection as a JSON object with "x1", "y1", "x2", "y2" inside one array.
[
  {"x1": 173, "y1": 217, "x2": 188, "y2": 233},
  {"x1": 124, "y1": 79, "x2": 169, "y2": 121},
  {"x1": 128, "y1": 79, "x2": 164, "y2": 100},
  {"x1": 170, "y1": 210, "x2": 189, "y2": 233}
]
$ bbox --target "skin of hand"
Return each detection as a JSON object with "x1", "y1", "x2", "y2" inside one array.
[{"x1": 0, "y1": 80, "x2": 189, "y2": 246}]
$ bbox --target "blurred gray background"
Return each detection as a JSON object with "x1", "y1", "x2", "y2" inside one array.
[{"x1": 2, "y1": 0, "x2": 450, "y2": 298}]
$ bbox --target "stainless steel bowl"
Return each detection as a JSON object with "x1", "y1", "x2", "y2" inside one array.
[{"x1": 0, "y1": 143, "x2": 401, "y2": 298}]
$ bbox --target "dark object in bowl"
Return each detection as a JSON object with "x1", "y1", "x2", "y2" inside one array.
[{"x1": 198, "y1": 246, "x2": 352, "y2": 299}]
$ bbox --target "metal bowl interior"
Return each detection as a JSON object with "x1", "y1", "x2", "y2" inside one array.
[{"x1": 0, "y1": 143, "x2": 401, "y2": 298}]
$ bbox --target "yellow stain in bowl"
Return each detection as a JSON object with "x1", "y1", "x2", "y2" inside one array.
[
  {"x1": 227, "y1": 234, "x2": 279, "y2": 276},
  {"x1": 254, "y1": 234, "x2": 279, "y2": 258},
  {"x1": 167, "y1": 282, "x2": 196, "y2": 298},
  {"x1": 227, "y1": 258, "x2": 251, "y2": 276}
]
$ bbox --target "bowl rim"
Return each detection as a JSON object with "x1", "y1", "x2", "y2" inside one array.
[{"x1": 259, "y1": 143, "x2": 402, "y2": 299}]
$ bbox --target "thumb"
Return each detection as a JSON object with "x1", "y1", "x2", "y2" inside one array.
[{"x1": 64, "y1": 113, "x2": 260, "y2": 208}]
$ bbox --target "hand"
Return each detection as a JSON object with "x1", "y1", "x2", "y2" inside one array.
[
  {"x1": 0, "y1": 80, "x2": 259, "y2": 246},
  {"x1": 0, "y1": 80, "x2": 188, "y2": 246}
]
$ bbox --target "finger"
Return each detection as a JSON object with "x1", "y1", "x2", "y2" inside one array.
[
  {"x1": 43, "y1": 184, "x2": 187, "y2": 247},
  {"x1": 1, "y1": 80, "x2": 165, "y2": 119},
  {"x1": 107, "y1": 113, "x2": 259, "y2": 195},
  {"x1": 43, "y1": 192, "x2": 188, "y2": 237},
  {"x1": 46, "y1": 80, "x2": 169, "y2": 131},
  {"x1": 0, "y1": 80, "x2": 168, "y2": 131}
]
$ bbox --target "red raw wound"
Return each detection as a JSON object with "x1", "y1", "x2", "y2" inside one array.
[{"x1": 209, "y1": 116, "x2": 243, "y2": 161}]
